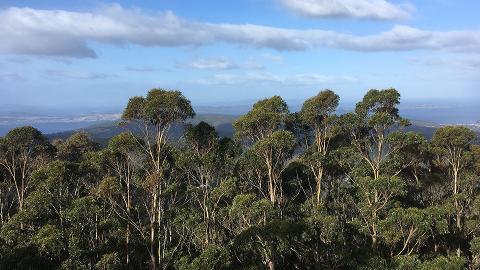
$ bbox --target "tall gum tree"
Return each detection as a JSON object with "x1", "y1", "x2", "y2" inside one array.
[
  {"x1": 99, "y1": 132, "x2": 145, "y2": 266},
  {"x1": 121, "y1": 88, "x2": 195, "y2": 270},
  {"x1": 233, "y1": 95, "x2": 289, "y2": 145},
  {"x1": 178, "y1": 121, "x2": 237, "y2": 247},
  {"x1": 299, "y1": 89, "x2": 339, "y2": 206},
  {"x1": 346, "y1": 89, "x2": 414, "y2": 248},
  {"x1": 0, "y1": 127, "x2": 52, "y2": 216},
  {"x1": 234, "y1": 96, "x2": 294, "y2": 206},
  {"x1": 432, "y1": 126, "x2": 477, "y2": 256}
]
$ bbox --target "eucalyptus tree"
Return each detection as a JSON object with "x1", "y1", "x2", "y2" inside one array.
[
  {"x1": 351, "y1": 88, "x2": 410, "y2": 180},
  {"x1": 250, "y1": 130, "x2": 296, "y2": 206},
  {"x1": 121, "y1": 88, "x2": 195, "y2": 270},
  {"x1": 234, "y1": 96, "x2": 295, "y2": 206},
  {"x1": 177, "y1": 122, "x2": 238, "y2": 248},
  {"x1": 345, "y1": 89, "x2": 417, "y2": 249},
  {"x1": 432, "y1": 126, "x2": 477, "y2": 256},
  {"x1": 98, "y1": 132, "x2": 145, "y2": 266},
  {"x1": 379, "y1": 206, "x2": 449, "y2": 256},
  {"x1": 299, "y1": 89, "x2": 340, "y2": 205},
  {"x1": 233, "y1": 95, "x2": 289, "y2": 144},
  {"x1": 0, "y1": 127, "x2": 52, "y2": 214},
  {"x1": 0, "y1": 166, "x2": 14, "y2": 226}
]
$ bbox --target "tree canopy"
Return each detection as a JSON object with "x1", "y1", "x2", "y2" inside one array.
[{"x1": 0, "y1": 88, "x2": 479, "y2": 270}]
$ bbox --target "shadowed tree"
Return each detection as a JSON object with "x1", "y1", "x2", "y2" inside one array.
[
  {"x1": 178, "y1": 121, "x2": 238, "y2": 247},
  {"x1": 56, "y1": 132, "x2": 99, "y2": 162},
  {"x1": 99, "y1": 132, "x2": 145, "y2": 267},
  {"x1": 0, "y1": 127, "x2": 52, "y2": 215}
]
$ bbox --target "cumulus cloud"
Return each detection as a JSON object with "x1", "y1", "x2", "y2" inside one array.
[
  {"x1": 0, "y1": 5, "x2": 479, "y2": 58},
  {"x1": 280, "y1": 0, "x2": 414, "y2": 21},
  {"x1": 193, "y1": 72, "x2": 357, "y2": 85}
]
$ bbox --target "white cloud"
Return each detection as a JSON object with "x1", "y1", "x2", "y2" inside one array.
[
  {"x1": 0, "y1": 5, "x2": 478, "y2": 58},
  {"x1": 280, "y1": 0, "x2": 414, "y2": 21},
  {"x1": 186, "y1": 58, "x2": 239, "y2": 70},
  {"x1": 409, "y1": 55, "x2": 480, "y2": 78},
  {"x1": 184, "y1": 57, "x2": 265, "y2": 70},
  {"x1": 125, "y1": 66, "x2": 170, "y2": 72},
  {"x1": 192, "y1": 72, "x2": 356, "y2": 85},
  {"x1": 45, "y1": 70, "x2": 110, "y2": 80}
]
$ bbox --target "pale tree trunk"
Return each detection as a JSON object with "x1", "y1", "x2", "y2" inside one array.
[
  {"x1": 315, "y1": 167, "x2": 324, "y2": 206},
  {"x1": 267, "y1": 160, "x2": 276, "y2": 205},
  {"x1": 267, "y1": 260, "x2": 275, "y2": 270},
  {"x1": 150, "y1": 193, "x2": 158, "y2": 270},
  {"x1": 453, "y1": 166, "x2": 462, "y2": 257}
]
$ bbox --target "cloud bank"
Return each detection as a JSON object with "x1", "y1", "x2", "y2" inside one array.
[
  {"x1": 280, "y1": 0, "x2": 414, "y2": 20},
  {"x1": 0, "y1": 5, "x2": 479, "y2": 58},
  {"x1": 192, "y1": 72, "x2": 357, "y2": 85}
]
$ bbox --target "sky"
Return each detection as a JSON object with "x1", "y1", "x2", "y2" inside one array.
[{"x1": 0, "y1": 0, "x2": 479, "y2": 110}]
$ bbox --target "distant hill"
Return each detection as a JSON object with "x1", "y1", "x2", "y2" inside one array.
[
  {"x1": 47, "y1": 114, "x2": 454, "y2": 146},
  {"x1": 47, "y1": 114, "x2": 238, "y2": 145}
]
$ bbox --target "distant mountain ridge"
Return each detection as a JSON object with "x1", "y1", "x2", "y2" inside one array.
[
  {"x1": 46, "y1": 114, "x2": 237, "y2": 145},
  {"x1": 46, "y1": 114, "x2": 466, "y2": 146}
]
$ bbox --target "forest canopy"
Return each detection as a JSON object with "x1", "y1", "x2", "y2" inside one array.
[{"x1": 0, "y1": 88, "x2": 479, "y2": 270}]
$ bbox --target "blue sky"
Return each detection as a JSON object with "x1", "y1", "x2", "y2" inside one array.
[{"x1": 0, "y1": 0, "x2": 479, "y2": 109}]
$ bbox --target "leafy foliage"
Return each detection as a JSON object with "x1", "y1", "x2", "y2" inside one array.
[{"x1": 0, "y1": 88, "x2": 479, "y2": 270}]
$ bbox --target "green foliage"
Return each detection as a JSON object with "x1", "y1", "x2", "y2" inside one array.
[
  {"x1": 432, "y1": 126, "x2": 477, "y2": 149},
  {"x1": 95, "y1": 252, "x2": 121, "y2": 270},
  {"x1": 33, "y1": 224, "x2": 64, "y2": 258},
  {"x1": 56, "y1": 131, "x2": 99, "y2": 161},
  {"x1": 1, "y1": 89, "x2": 479, "y2": 269},
  {"x1": 234, "y1": 95, "x2": 289, "y2": 141},
  {"x1": 419, "y1": 256, "x2": 465, "y2": 270},
  {"x1": 189, "y1": 245, "x2": 231, "y2": 270},
  {"x1": 299, "y1": 89, "x2": 339, "y2": 127},
  {"x1": 122, "y1": 89, "x2": 195, "y2": 125}
]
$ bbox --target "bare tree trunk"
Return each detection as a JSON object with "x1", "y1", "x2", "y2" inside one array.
[
  {"x1": 316, "y1": 168, "x2": 323, "y2": 206},
  {"x1": 126, "y1": 224, "x2": 130, "y2": 267},
  {"x1": 267, "y1": 260, "x2": 275, "y2": 270},
  {"x1": 150, "y1": 193, "x2": 158, "y2": 270},
  {"x1": 453, "y1": 168, "x2": 462, "y2": 257}
]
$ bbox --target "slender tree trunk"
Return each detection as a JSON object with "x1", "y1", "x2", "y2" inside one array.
[
  {"x1": 267, "y1": 260, "x2": 275, "y2": 270},
  {"x1": 126, "y1": 224, "x2": 130, "y2": 267},
  {"x1": 150, "y1": 193, "x2": 158, "y2": 270},
  {"x1": 267, "y1": 166, "x2": 276, "y2": 204},
  {"x1": 453, "y1": 167, "x2": 462, "y2": 257},
  {"x1": 372, "y1": 234, "x2": 378, "y2": 249},
  {"x1": 316, "y1": 167, "x2": 323, "y2": 206}
]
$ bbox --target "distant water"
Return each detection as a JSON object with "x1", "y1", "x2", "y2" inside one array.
[
  {"x1": 0, "y1": 121, "x2": 112, "y2": 136},
  {"x1": 335, "y1": 101, "x2": 480, "y2": 125},
  {"x1": 399, "y1": 103, "x2": 480, "y2": 125}
]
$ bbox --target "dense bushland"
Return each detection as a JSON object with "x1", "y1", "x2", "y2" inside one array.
[{"x1": 1, "y1": 88, "x2": 479, "y2": 270}]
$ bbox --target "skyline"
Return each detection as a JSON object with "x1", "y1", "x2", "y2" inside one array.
[{"x1": 0, "y1": 0, "x2": 479, "y2": 108}]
